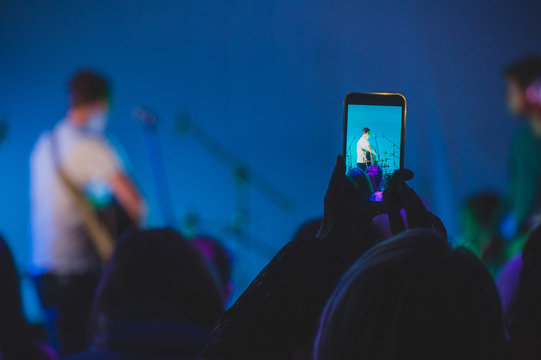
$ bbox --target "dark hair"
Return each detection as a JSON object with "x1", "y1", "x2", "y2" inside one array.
[
  {"x1": 464, "y1": 192, "x2": 501, "y2": 228},
  {"x1": 506, "y1": 225, "x2": 541, "y2": 359},
  {"x1": 504, "y1": 54, "x2": 541, "y2": 89},
  {"x1": 346, "y1": 167, "x2": 374, "y2": 200},
  {"x1": 461, "y1": 192, "x2": 504, "y2": 270},
  {"x1": 314, "y1": 229, "x2": 507, "y2": 360},
  {"x1": 0, "y1": 236, "x2": 48, "y2": 360},
  {"x1": 362, "y1": 127, "x2": 370, "y2": 134},
  {"x1": 90, "y1": 229, "x2": 224, "y2": 347},
  {"x1": 68, "y1": 69, "x2": 110, "y2": 107},
  {"x1": 366, "y1": 165, "x2": 383, "y2": 190}
]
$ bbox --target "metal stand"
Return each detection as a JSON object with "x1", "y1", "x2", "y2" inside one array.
[
  {"x1": 175, "y1": 114, "x2": 295, "y2": 258},
  {"x1": 134, "y1": 108, "x2": 176, "y2": 227},
  {"x1": 382, "y1": 135, "x2": 399, "y2": 171},
  {"x1": 346, "y1": 136, "x2": 356, "y2": 170}
]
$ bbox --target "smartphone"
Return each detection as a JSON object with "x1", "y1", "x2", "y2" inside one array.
[{"x1": 342, "y1": 92, "x2": 406, "y2": 201}]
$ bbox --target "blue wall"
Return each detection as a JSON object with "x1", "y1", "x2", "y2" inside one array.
[{"x1": 1, "y1": 0, "x2": 541, "y2": 318}]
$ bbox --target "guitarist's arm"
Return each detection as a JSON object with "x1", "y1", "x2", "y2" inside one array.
[
  {"x1": 367, "y1": 144, "x2": 377, "y2": 158},
  {"x1": 71, "y1": 138, "x2": 145, "y2": 224},
  {"x1": 109, "y1": 172, "x2": 145, "y2": 223}
]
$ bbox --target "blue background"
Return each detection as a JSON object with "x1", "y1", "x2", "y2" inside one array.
[
  {"x1": 1, "y1": 0, "x2": 541, "y2": 319},
  {"x1": 346, "y1": 104, "x2": 402, "y2": 174}
]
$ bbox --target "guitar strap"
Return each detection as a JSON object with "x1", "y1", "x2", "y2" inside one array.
[{"x1": 50, "y1": 132, "x2": 113, "y2": 263}]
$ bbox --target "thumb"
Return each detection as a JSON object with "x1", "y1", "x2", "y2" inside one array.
[{"x1": 324, "y1": 156, "x2": 346, "y2": 211}]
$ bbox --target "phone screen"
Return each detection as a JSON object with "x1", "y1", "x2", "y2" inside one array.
[{"x1": 343, "y1": 93, "x2": 405, "y2": 199}]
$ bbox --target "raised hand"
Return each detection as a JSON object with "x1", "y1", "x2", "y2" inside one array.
[
  {"x1": 383, "y1": 169, "x2": 446, "y2": 237},
  {"x1": 317, "y1": 155, "x2": 378, "y2": 241}
]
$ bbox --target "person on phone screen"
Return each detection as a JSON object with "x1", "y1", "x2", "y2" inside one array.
[
  {"x1": 28, "y1": 70, "x2": 145, "y2": 356},
  {"x1": 356, "y1": 128, "x2": 377, "y2": 171}
]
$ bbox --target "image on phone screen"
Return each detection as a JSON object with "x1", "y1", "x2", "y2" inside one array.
[{"x1": 344, "y1": 93, "x2": 405, "y2": 199}]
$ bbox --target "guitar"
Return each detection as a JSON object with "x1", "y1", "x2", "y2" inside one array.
[
  {"x1": 51, "y1": 134, "x2": 136, "y2": 263},
  {"x1": 92, "y1": 196, "x2": 136, "y2": 243},
  {"x1": 363, "y1": 149, "x2": 378, "y2": 167}
]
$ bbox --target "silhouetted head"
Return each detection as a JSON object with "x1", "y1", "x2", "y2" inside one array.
[
  {"x1": 463, "y1": 192, "x2": 501, "y2": 230},
  {"x1": 0, "y1": 236, "x2": 23, "y2": 328},
  {"x1": 504, "y1": 55, "x2": 541, "y2": 116},
  {"x1": 0, "y1": 236, "x2": 45, "y2": 360},
  {"x1": 458, "y1": 192, "x2": 504, "y2": 272},
  {"x1": 346, "y1": 167, "x2": 374, "y2": 200},
  {"x1": 362, "y1": 128, "x2": 370, "y2": 136},
  {"x1": 506, "y1": 224, "x2": 541, "y2": 359},
  {"x1": 192, "y1": 236, "x2": 234, "y2": 304},
  {"x1": 91, "y1": 229, "x2": 224, "y2": 347},
  {"x1": 366, "y1": 165, "x2": 383, "y2": 191},
  {"x1": 67, "y1": 69, "x2": 111, "y2": 132},
  {"x1": 314, "y1": 229, "x2": 507, "y2": 360}
]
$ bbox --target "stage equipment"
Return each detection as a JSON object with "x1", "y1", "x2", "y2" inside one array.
[{"x1": 133, "y1": 107, "x2": 176, "y2": 226}]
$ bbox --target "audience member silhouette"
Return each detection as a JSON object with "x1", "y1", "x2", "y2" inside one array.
[
  {"x1": 289, "y1": 218, "x2": 323, "y2": 360},
  {"x1": 66, "y1": 229, "x2": 224, "y2": 360},
  {"x1": 505, "y1": 225, "x2": 541, "y2": 360},
  {"x1": 497, "y1": 252, "x2": 522, "y2": 320},
  {"x1": 457, "y1": 191, "x2": 506, "y2": 275},
  {"x1": 0, "y1": 236, "x2": 56, "y2": 360},
  {"x1": 366, "y1": 165, "x2": 383, "y2": 190},
  {"x1": 345, "y1": 167, "x2": 373, "y2": 201},
  {"x1": 314, "y1": 229, "x2": 508, "y2": 360},
  {"x1": 203, "y1": 156, "x2": 446, "y2": 359}
]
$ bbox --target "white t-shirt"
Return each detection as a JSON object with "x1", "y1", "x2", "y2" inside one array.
[
  {"x1": 29, "y1": 120, "x2": 122, "y2": 275},
  {"x1": 357, "y1": 136, "x2": 370, "y2": 163}
]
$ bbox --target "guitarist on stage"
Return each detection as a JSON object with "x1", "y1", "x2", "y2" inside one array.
[
  {"x1": 356, "y1": 127, "x2": 377, "y2": 171},
  {"x1": 28, "y1": 70, "x2": 144, "y2": 356}
]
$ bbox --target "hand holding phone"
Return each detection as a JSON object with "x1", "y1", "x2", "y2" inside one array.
[{"x1": 318, "y1": 154, "x2": 446, "y2": 244}]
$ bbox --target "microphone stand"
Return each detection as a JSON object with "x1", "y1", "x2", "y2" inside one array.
[
  {"x1": 176, "y1": 115, "x2": 294, "y2": 212},
  {"x1": 373, "y1": 135, "x2": 380, "y2": 165},
  {"x1": 175, "y1": 114, "x2": 295, "y2": 260},
  {"x1": 347, "y1": 136, "x2": 356, "y2": 169},
  {"x1": 382, "y1": 135, "x2": 398, "y2": 170},
  {"x1": 134, "y1": 108, "x2": 176, "y2": 226},
  {"x1": 0, "y1": 116, "x2": 8, "y2": 147}
]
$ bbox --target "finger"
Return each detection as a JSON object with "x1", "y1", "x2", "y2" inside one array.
[
  {"x1": 398, "y1": 183, "x2": 431, "y2": 229},
  {"x1": 397, "y1": 182, "x2": 423, "y2": 226},
  {"x1": 324, "y1": 155, "x2": 346, "y2": 205},
  {"x1": 410, "y1": 187, "x2": 431, "y2": 228},
  {"x1": 428, "y1": 212, "x2": 447, "y2": 238},
  {"x1": 398, "y1": 168, "x2": 414, "y2": 181},
  {"x1": 388, "y1": 168, "x2": 414, "y2": 190},
  {"x1": 383, "y1": 188, "x2": 406, "y2": 235},
  {"x1": 320, "y1": 155, "x2": 347, "y2": 237},
  {"x1": 330, "y1": 154, "x2": 346, "y2": 189},
  {"x1": 388, "y1": 210, "x2": 406, "y2": 234}
]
